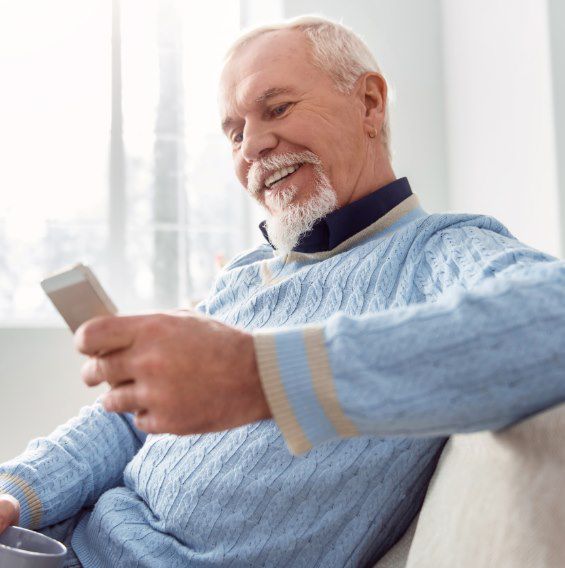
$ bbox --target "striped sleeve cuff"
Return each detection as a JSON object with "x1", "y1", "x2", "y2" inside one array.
[
  {"x1": 0, "y1": 473, "x2": 42, "y2": 529},
  {"x1": 253, "y1": 325, "x2": 358, "y2": 455}
]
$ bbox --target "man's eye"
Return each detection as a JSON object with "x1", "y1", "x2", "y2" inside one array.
[
  {"x1": 272, "y1": 103, "x2": 291, "y2": 117},
  {"x1": 233, "y1": 132, "x2": 243, "y2": 144}
]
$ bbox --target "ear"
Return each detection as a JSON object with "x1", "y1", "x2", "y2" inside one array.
[{"x1": 356, "y1": 72, "x2": 387, "y2": 136}]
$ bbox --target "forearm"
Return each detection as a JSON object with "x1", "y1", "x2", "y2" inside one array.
[
  {"x1": 255, "y1": 259, "x2": 565, "y2": 454},
  {"x1": 0, "y1": 400, "x2": 146, "y2": 529}
]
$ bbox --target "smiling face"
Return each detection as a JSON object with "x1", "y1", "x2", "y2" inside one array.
[
  {"x1": 219, "y1": 28, "x2": 392, "y2": 253},
  {"x1": 221, "y1": 29, "x2": 374, "y2": 201}
]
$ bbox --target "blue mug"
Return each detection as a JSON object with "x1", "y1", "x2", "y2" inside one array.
[{"x1": 0, "y1": 526, "x2": 67, "y2": 568}]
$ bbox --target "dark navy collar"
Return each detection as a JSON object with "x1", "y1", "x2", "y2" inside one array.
[{"x1": 259, "y1": 177, "x2": 413, "y2": 253}]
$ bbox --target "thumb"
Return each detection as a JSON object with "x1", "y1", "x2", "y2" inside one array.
[{"x1": 0, "y1": 494, "x2": 20, "y2": 534}]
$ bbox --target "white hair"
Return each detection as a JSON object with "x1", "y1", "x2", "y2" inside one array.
[{"x1": 224, "y1": 15, "x2": 391, "y2": 159}]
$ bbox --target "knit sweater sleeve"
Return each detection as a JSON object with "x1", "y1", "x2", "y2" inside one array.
[
  {"x1": 0, "y1": 400, "x2": 146, "y2": 529},
  {"x1": 253, "y1": 227, "x2": 565, "y2": 454}
]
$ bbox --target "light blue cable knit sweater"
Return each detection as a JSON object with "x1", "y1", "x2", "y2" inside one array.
[{"x1": 1, "y1": 196, "x2": 564, "y2": 567}]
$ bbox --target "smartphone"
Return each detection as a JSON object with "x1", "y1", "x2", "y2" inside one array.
[{"x1": 41, "y1": 263, "x2": 118, "y2": 332}]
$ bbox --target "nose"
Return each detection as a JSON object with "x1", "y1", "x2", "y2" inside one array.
[{"x1": 241, "y1": 120, "x2": 278, "y2": 163}]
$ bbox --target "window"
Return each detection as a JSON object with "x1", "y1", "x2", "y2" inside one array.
[{"x1": 0, "y1": 0, "x2": 258, "y2": 324}]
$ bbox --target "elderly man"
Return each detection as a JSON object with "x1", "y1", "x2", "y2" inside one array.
[{"x1": 1, "y1": 15, "x2": 564, "y2": 568}]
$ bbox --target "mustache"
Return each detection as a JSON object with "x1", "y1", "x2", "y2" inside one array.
[{"x1": 247, "y1": 151, "x2": 322, "y2": 195}]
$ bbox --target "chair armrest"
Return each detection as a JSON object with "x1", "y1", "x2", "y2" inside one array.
[{"x1": 405, "y1": 402, "x2": 565, "y2": 567}]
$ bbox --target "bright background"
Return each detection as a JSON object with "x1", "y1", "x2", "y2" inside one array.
[{"x1": 0, "y1": 0, "x2": 564, "y2": 461}]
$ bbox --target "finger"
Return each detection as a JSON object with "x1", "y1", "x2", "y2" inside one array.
[
  {"x1": 81, "y1": 352, "x2": 133, "y2": 388},
  {"x1": 0, "y1": 495, "x2": 20, "y2": 533},
  {"x1": 101, "y1": 382, "x2": 141, "y2": 414},
  {"x1": 134, "y1": 410, "x2": 162, "y2": 434},
  {"x1": 74, "y1": 315, "x2": 137, "y2": 356},
  {"x1": 0, "y1": 503, "x2": 9, "y2": 533}
]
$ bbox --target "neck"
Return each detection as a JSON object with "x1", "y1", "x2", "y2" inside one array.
[{"x1": 342, "y1": 149, "x2": 396, "y2": 207}]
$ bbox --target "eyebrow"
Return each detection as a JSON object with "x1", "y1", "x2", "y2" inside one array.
[
  {"x1": 254, "y1": 86, "x2": 294, "y2": 104},
  {"x1": 221, "y1": 86, "x2": 296, "y2": 133}
]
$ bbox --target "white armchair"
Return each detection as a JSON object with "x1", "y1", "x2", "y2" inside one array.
[{"x1": 375, "y1": 401, "x2": 565, "y2": 567}]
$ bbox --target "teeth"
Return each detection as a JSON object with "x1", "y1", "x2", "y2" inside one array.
[{"x1": 265, "y1": 164, "x2": 301, "y2": 189}]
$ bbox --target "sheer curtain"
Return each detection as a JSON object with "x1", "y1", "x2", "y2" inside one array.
[
  {"x1": 0, "y1": 0, "x2": 247, "y2": 323},
  {"x1": 116, "y1": 0, "x2": 246, "y2": 311},
  {"x1": 0, "y1": 0, "x2": 111, "y2": 323}
]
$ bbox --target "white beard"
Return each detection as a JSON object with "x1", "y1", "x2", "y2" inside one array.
[
  {"x1": 248, "y1": 151, "x2": 338, "y2": 256},
  {"x1": 265, "y1": 181, "x2": 337, "y2": 255}
]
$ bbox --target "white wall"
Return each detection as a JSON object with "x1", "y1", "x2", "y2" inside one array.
[
  {"x1": 441, "y1": 0, "x2": 561, "y2": 257},
  {"x1": 0, "y1": 328, "x2": 105, "y2": 463},
  {"x1": 547, "y1": 0, "x2": 565, "y2": 255}
]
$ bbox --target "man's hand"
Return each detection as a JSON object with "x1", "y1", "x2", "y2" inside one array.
[
  {"x1": 74, "y1": 312, "x2": 271, "y2": 435},
  {"x1": 0, "y1": 494, "x2": 20, "y2": 534}
]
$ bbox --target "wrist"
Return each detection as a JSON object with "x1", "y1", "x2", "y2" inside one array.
[{"x1": 236, "y1": 331, "x2": 271, "y2": 423}]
